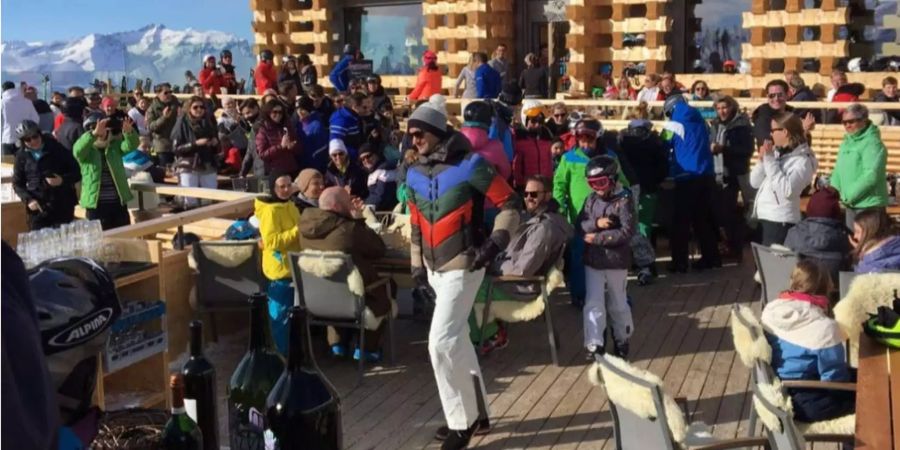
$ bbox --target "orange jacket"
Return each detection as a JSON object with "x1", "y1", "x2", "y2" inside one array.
[
  {"x1": 255, "y1": 61, "x2": 278, "y2": 95},
  {"x1": 407, "y1": 68, "x2": 442, "y2": 101}
]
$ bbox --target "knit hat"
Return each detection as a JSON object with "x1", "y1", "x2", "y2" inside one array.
[
  {"x1": 407, "y1": 94, "x2": 448, "y2": 139},
  {"x1": 294, "y1": 168, "x2": 322, "y2": 193},
  {"x1": 806, "y1": 188, "x2": 842, "y2": 220},
  {"x1": 329, "y1": 138, "x2": 348, "y2": 155},
  {"x1": 101, "y1": 97, "x2": 116, "y2": 108}
]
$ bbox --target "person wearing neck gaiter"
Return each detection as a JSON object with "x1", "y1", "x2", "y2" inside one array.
[
  {"x1": 761, "y1": 260, "x2": 854, "y2": 423},
  {"x1": 74, "y1": 113, "x2": 138, "y2": 230}
]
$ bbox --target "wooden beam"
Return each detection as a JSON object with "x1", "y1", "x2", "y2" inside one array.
[{"x1": 105, "y1": 198, "x2": 256, "y2": 239}]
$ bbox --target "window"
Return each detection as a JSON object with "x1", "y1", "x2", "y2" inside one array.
[
  {"x1": 692, "y1": 0, "x2": 752, "y2": 73},
  {"x1": 355, "y1": 3, "x2": 425, "y2": 75}
]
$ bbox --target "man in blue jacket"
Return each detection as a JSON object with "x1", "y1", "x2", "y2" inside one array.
[
  {"x1": 329, "y1": 44, "x2": 358, "y2": 94},
  {"x1": 297, "y1": 96, "x2": 329, "y2": 172},
  {"x1": 329, "y1": 92, "x2": 368, "y2": 158},
  {"x1": 474, "y1": 52, "x2": 502, "y2": 99},
  {"x1": 661, "y1": 95, "x2": 721, "y2": 272}
]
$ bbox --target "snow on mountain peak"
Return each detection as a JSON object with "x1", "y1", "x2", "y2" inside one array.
[{"x1": 2, "y1": 24, "x2": 255, "y2": 90}]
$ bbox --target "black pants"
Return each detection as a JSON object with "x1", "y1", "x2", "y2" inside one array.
[
  {"x1": 759, "y1": 220, "x2": 793, "y2": 246},
  {"x1": 720, "y1": 176, "x2": 749, "y2": 256},
  {"x1": 85, "y1": 201, "x2": 130, "y2": 230},
  {"x1": 671, "y1": 176, "x2": 721, "y2": 268},
  {"x1": 2, "y1": 143, "x2": 18, "y2": 156}
]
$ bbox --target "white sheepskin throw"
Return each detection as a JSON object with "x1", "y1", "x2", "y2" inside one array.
[
  {"x1": 296, "y1": 250, "x2": 366, "y2": 298},
  {"x1": 751, "y1": 379, "x2": 806, "y2": 446},
  {"x1": 472, "y1": 266, "x2": 565, "y2": 325},
  {"x1": 591, "y1": 356, "x2": 689, "y2": 445},
  {"x1": 798, "y1": 413, "x2": 855, "y2": 435},
  {"x1": 188, "y1": 241, "x2": 257, "y2": 270},
  {"x1": 379, "y1": 213, "x2": 412, "y2": 253},
  {"x1": 730, "y1": 305, "x2": 772, "y2": 368},
  {"x1": 834, "y1": 273, "x2": 900, "y2": 358}
]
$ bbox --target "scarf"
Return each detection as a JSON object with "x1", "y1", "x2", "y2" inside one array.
[{"x1": 777, "y1": 291, "x2": 830, "y2": 310}]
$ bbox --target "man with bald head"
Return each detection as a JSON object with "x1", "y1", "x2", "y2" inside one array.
[{"x1": 298, "y1": 187, "x2": 391, "y2": 361}]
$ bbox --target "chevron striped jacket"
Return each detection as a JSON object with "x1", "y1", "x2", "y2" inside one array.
[{"x1": 406, "y1": 131, "x2": 521, "y2": 273}]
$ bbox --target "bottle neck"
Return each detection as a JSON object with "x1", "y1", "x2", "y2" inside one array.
[
  {"x1": 249, "y1": 296, "x2": 275, "y2": 351},
  {"x1": 189, "y1": 322, "x2": 203, "y2": 357},
  {"x1": 171, "y1": 385, "x2": 185, "y2": 411},
  {"x1": 287, "y1": 308, "x2": 314, "y2": 370}
]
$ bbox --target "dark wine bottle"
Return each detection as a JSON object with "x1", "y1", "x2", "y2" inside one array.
[
  {"x1": 182, "y1": 320, "x2": 219, "y2": 450},
  {"x1": 162, "y1": 374, "x2": 204, "y2": 450},
  {"x1": 228, "y1": 293, "x2": 285, "y2": 450},
  {"x1": 264, "y1": 306, "x2": 342, "y2": 450}
]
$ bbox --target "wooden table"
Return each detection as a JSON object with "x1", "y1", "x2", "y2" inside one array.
[
  {"x1": 855, "y1": 334, "x2": 900, "y2": 449},
  {"x1": 1, "y1": 199, "x2": 28, "y2": 247}
]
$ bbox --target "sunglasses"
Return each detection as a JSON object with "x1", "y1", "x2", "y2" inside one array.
[
  {"x1": 360, "y1": 153, "x2": 376, "y2": 160},
  {"x1": 523, "y1": 190, "x2": 544, "y2": 199},
  {"x1": 409, "y1": 130, "x2": 425, "y2": 139},
  {"x1": 695, "y1": 87, "x2": 708, "y2": 92},
  {"x1": 553, "y1": 113, "x2": 566, "y2": 118},
  {"x1": 842, "y1": 118, "x2": 862, "y2": 126},
  {"x1": 191, "y1": 105, "x2": 206, "y2": 111},
  {"x1": 768, "y1": 92, "x2": 786, "y2": 99},
  {"x1": 162, "y1": 91, "x2": 173, "y2": 95},
  {"x1": 587, "y1": 176, "x2": 613, "y2": 191},
  {"x1": 23, "y1": 134, "x2": 41, "y2": 143}
]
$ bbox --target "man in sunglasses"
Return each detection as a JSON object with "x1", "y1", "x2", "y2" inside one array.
[
  {"x1": 404, "y1": 95, "x2": 521, "y2": 450},
  {"x1": 752, "y1": 79, "x2": 815, "y2": 147},
  {"x1": 12, "y1": 120, "x2": 80, "y2": 230},
  {"x1": 146, "y1": 83, "x2": 181, "y2": 166}
]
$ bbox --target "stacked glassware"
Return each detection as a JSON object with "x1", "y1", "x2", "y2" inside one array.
[{"x1": 17, "y1": 220, "x2": 104, "y2": 268}]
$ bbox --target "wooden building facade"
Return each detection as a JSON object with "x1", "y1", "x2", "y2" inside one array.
[{"x1": 250, "y1": 0, "x2": 899, "y2": 97}]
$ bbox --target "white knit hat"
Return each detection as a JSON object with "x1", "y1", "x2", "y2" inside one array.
[{"x1": 329, "y1": 138, "x2": 348, "y2": 155}]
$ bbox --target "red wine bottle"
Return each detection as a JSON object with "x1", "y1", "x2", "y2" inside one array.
[
  {"x1": 162, "y1": 374, "x2": 204, "y2": 450},
  {"x1": 228, "y1": 293, "x2": 285, "y2": 450},
  {"x1": 264, "y1": 306, "x2": 342, "y2": 449},
  {"x1": 182, "y1": 320, "x2": 218, "y2": 450}
]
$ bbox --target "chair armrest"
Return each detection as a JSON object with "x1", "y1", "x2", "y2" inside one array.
[
  {"x1": 804, "y1": 434, "x2": 854, "y2": 444},
  {"x1": 493, "y1": 275, "x2": 546, "y2": 283},
  {"x1": 780, "y1": 380, "x2": 857, "y2": 392},
  {"x1": 691, "y1": 436, "x2": 770, "y2": 450},
  {"x1": 365, "y1": 277, "x2": 391, "y2": 293}
]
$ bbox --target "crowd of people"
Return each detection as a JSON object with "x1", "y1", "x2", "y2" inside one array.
[{"x1": 2, "y1": 43, "x2": 899, "y2": 450}]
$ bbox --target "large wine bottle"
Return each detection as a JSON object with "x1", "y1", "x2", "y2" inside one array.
[
  {"x1": 228, "y1": 293, "x2": 285, "y2": 450},
  {"x1": 264, "y1": 306, "x2": 342, "y2": 450},
  {"x1": 182, "y1": 320, "x2": 219, "y2": 450},
  {"x1": 162, "y1": 374, "x2": 204, "y2": 450}
]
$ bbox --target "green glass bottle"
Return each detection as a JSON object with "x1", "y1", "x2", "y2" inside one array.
[
  {"x1": 227, "y1": 292, "x2": 285, "y2": 450},
  {"x1": 162, "y1": 374, "x2": 203, "y2": 450}
]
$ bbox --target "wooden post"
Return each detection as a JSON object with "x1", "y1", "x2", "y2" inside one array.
[{"x1": 548, "y1": 21, "x2": 556, "y2": 98}]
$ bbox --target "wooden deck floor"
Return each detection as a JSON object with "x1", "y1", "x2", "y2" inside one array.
[{"x1": 204, "y1": 256, "x2": 838, "y2": 449}]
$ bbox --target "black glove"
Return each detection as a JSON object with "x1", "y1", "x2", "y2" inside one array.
[
  {"x1": 411, "y1": 267, "x2": 436, "y2": 304},
  {"x1": 471, "y1": 239, "x2": 501, "y2": 272}
]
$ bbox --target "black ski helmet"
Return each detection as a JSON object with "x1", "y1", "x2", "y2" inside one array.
[
  {"x1": 29, "y1": 257, "x2": 121, "y2": 422},
  {"x1": 343, "y1": 43, "x2": 357, "y2": 55},
  {"x1": 15, "y1": 119, "x2": 42, "y2": 146},
  {"x1": 463, "y1": 101, "x2": 494, "y2": 128},
  {"x1": 663, "y1": 94, "x2": 685, "y2": 118},
  {"x1": 573, "y1": 118, "x2": 603, "y2": 138},
  {"x1": 260, "y1": 49, "x2": 274, "y2": 62},
  {"x1": 585, "y1": 155, "x2": 619, "y2": 190},
  {"x1": 82, "y1": 112, "x2": 104, "y2": 132},
  {"x1": 220, "y1": 49, "x2": 232, "y2": 60}
]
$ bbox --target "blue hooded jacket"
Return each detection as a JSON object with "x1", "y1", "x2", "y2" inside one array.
[
  {"x1": 662, "y1": 102, "x2": 714, "y2": 181},
  {"x1": 298, "y1": 111, "x2": 329, "y2": 172},
  {"x1": 328, "y1": 55, "x2": 353, "y2": 93},
  {"x1": 328, "y1": 107, "x2": 363, "y2": 158}
]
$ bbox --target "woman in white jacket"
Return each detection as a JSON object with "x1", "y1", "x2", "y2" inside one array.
[{"x1": 750, "y1": 111, "x2": 818, "y2": 245}]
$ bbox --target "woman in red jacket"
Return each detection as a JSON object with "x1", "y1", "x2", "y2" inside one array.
[
  {"x1": 407, "y1": 50, "x2": 443, "y2": 103},
  {"x1": 198, "y1": 55, "x2": 224, "y2": 96},
  {"x1": 255, "y1": 99, "x2": 302, "y2": 177}
]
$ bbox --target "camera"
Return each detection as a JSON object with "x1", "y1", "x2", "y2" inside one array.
[{"x1": 107, "y1": 110, "x2": 127, "y2": 136}]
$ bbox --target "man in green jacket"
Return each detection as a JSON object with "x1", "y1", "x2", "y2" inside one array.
[
  {"x1": 74, "y1": 114, "x2": 138, "y2": 230},
  {"x1": 830, "y1": 103, "x2": 888, "y2": 227},
  {"x1": 552, "y1": 118, "x2": 631, "y2": 306}
]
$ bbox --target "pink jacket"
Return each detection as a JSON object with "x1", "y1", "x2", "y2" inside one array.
[
  {"x1": 513, "y1": 131, "x2": 553, "y2": 189},
  {"x1": 460, "y1": 126, "x2": 511, "y2": 181}
]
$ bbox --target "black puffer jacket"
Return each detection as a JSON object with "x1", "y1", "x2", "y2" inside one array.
[
  {"x1": 55, "y1": 117, "x2": 84, "y2": 152},
  {"x1": 578, "y1": 190, "x2": 636, "y2": 270},
  {"x1": 617, "y1": 126, "x2": 669, "y2": 194},
  {"x1": 13, "y1": 135, "x2": 81, "y2": 229},
  {"x1": 783, "y1": 217, "x2": 850, "y2": 280},
  {"x1": 710, "y1": 112, "x2": 755, "y2": 176}
]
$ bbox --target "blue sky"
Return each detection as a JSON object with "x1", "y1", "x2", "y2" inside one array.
[{"x1": 1, "y1": 0, "x2": 254, "y2": 42}]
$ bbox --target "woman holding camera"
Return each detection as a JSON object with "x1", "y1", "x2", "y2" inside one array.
[{"x1": 171, "y1": 96, "x2": 220, "y2": 209}]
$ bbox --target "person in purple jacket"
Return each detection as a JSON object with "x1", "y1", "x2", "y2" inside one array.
[{"x1": 852, "y1": 208, "x2": 900, "y2": 273}]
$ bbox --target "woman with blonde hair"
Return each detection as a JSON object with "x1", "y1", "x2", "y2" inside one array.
[
  {"x1": 519, "y1": 52, "x2": 549, "y2": 99},
  {"x1": 454, "y1": 54, "x2": 478, "y2": 99},
  {"x1": 749, "y1": 111, "x2": 818, "y2": 245}
]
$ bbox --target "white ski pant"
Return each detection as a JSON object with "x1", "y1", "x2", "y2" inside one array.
[
  {"x1": 583, "y1": 268, "x2": 633, "y2": 348},
  {"x1": 427, "y1": 268, "x2": 489, "y2": 430},
  {"x1": 179, "y1": 171, "x2": 218, "y2": 208}
]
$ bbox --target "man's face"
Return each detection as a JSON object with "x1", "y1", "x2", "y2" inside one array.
[
  {"x1": 359, "y1": 152, "x2": 379, "y2": 171},
  {"x1": 330, "y1": 151, "x2": 348, "y2": 167},
  {"x1": 353, "y1": 98, "x2": 373, "y2": 117},
  {"x1": 192, "y1": 85, "x2": 204, "y2": 96},
  {"x1": 103, "y1": 103, "x2": 116, "y2": 116},
  {"x1": 222, "y1": 55, "x2": 232, "y2": 65},
  {"x1": 766, "y1": 85, "x2": 787, "y2": 110},
  {"x1": 223, "y1": 98, "x2": 236, "y2": 110},
  {"x1": 159, "y1": 87, "x2": 173, "y2": 102},
  {"x1": 715, "y1": 102, "x2": 731, "y2": 121},
  {"x1": 551, "y1": 108, "x2": 566, "y2": 125},
  {"x1": 88, "y1": 94, "x2": 101, "y2": 108},
  {"x1": 138, "y1": 98, "x2": 150, "y2": 111},
  {"x1": 273, "y1": 175, "x2": 295, "y2": 200},
  {"x1": 577, "y1": 132, "x2": 597, "y2": 150},
  {"x1": 241, "y1": 105, "x2": 259, "y2": 120},
  {"x1": 495, "y1": 46, "x2": 506, "y2": 59},
  {"x1": 832, "y1": 73, "x2": 847, "y2": 89},
  {"x1": 367, "y1": 80, "x2": 378, "y2": 93},
  {"x1": 523, "y1": 180, "x2": 549, "y2": 214},
  {"x1": 842, "y1": 111, "x2": 865, "y2": 134},
  {"x1": 660, "y1": 79, "x2": 674, "y2": 94},
  {"x1": 884, "y1": 83, "x2": 898, "y2": 99},
  {"x1": 51, "y1": 93, "x2": 64, "y2": 105},
  {"x1": 409, "y1": 127, "x2": 440, "y2": 156}
]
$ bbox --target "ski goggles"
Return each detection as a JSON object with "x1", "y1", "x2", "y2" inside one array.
[{"x1": 587, "y1": 175, "x2": 614, "y2": 191}]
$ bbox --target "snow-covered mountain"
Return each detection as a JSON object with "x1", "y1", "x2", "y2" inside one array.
[{"x1": 1, "y1": 24, "x2": 256, "y2": 91}]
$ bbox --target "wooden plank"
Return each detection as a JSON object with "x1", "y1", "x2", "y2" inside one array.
[
  {"x1": 891, "y1": 347, "x2": 900, "y2": 450},
  {"x1": 105, "y1": 198, "x2": 255, "y2": 239},
  {"x1": 1, "y1": 200, "x2": 28, "y2": 247},
  {"x1": 855, "y1": 334, "x2": 892, "y2": 449}
]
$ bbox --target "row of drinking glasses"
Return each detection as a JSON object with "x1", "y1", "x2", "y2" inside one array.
[{"x1": 17, "y1": 220, "x2": 104, "y2": 268}]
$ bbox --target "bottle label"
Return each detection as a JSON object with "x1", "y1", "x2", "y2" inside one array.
[
  {"x1": 184, "y1": 398, "x2": 198, "y2": 423},
  {"x1": 229, "y1": 404, "x2": 267, "y2": 450}
]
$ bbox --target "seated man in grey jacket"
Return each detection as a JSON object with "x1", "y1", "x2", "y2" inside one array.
[{"x1": 472, "y1": 174, "x2": 574, "y2": 354}]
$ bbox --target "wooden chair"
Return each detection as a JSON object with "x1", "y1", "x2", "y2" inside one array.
[
  {"x1": 751, "y1": 243, "x2": 798, "y2": 306},
  {"x1": 289, "y1": 250, "x2": 396, "y2": 384},
  {"x1": 189, "y1": 240, "x2": 264, "y2": 342},
  {"x1": 591, "y1": 354, "x2": 769, "y2": 449},
  {"x1": 730, "y1": 305, "x2": 856, "y2": 443},
  {"x1": 476, "y1": 252, "x2": 565, "y2": 366}
]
